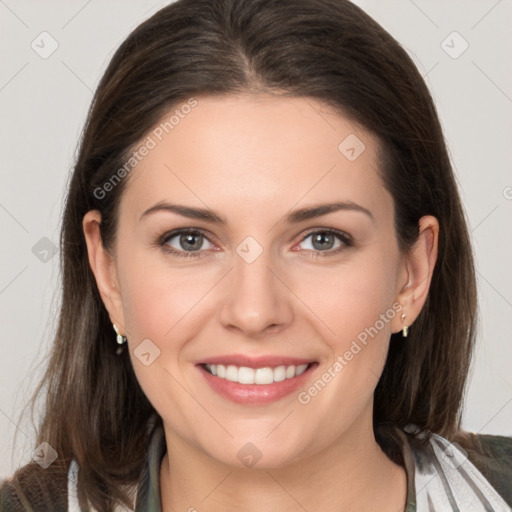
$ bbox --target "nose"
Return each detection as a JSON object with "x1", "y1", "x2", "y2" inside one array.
[{"x1": 218, "y1": 247, "x2": 294, "y2": 338}]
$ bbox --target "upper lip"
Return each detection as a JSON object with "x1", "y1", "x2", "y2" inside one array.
[{"x1": 196, "y1": 355, "x2": 316, "y2": 368}]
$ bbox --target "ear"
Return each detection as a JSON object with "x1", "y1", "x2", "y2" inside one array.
[
  {"x1": 391, "y1": 215, "x2": 439, "y2": 334},
  {"x1": 82, "y1": 210, "x2": 126, "y2": 334}
]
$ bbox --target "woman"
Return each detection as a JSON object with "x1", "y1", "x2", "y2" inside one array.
[{"x1": 1, "y1": 0, "x2": 511, "y2": 510}]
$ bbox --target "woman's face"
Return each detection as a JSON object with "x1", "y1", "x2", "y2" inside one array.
[{"x1": 90, "y1": 94, "x2": 421, "y2": 468}]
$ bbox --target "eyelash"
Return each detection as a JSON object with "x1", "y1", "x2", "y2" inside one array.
[{"x1": 156, "y1": 228, "x2": 353, "y2": 259}]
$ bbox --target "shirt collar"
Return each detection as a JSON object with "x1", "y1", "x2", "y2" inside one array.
[{"x1": 135, "y1": 422, "x2": 166, "y2": 512}]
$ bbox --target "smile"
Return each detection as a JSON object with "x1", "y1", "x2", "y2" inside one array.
[{"x1": 197, "y1": 359, "x2": 318, "y2": 405}]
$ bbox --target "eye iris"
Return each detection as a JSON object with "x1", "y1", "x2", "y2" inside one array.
[
  {"x1": 312, "y1": 232, "x2": 334, "y2": 250},
  {"x1": 181, "y1": 233, "x2": 202, "y2": 251}
]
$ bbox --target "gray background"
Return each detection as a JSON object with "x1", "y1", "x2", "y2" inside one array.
[{"x1": 1, "y1": 0, "x2": 511, "y2": 479}]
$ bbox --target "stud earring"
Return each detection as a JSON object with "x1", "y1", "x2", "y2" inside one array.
[
  {"x1": 401, "y1": 314, "x2": 408, "y2": 338},
  {"x1": 113, "y1": 324, "x2": 127, "y2": 345}
]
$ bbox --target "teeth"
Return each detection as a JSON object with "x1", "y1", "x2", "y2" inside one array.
[
  {"x1": 204, "y1": 363, "x2": 309, "y2": 384},
  {"x1": 225, "y1": 365, "x2": 238, "y2": 382}
]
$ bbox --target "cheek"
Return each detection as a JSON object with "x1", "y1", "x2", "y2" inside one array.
[
  {"x1": 296, "y1": 248, "x2": 400, "y2": 396},
  {"x1": 117, "y1": 244, "x2": 215, "y2": 343},
  {"x1": 300, "y1": 247, "x2": 399, "y2": 342},
  {"x1": 116, "y1": 252, "x2": 214, "y2": 430}
]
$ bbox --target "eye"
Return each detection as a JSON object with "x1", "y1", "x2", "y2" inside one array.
[
  {"x1": 158, "y1": 229, "x2": 215, "y2": 258},
  {"x1": 295, "y1": 229, "x2": 352, "y2": 257},
  {"x1": 157, "y1": 227, "x2": 352, "y2": 259}
]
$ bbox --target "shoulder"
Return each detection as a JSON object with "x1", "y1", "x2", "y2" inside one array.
[
  {"x1": 0, "y1": 460, "x2": 68, "y2": 512},
  {"x1": 399, "y1": 425, "x2": 512, "y2": 509},
  {"x1": 461, "y1": 432, "x2": 512, "y2": 507}
]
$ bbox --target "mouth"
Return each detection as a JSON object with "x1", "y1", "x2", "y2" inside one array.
[
  {"x1": 201, "y1": 362, "x2": 313, "y2": 384},
  {"x1": 196, "y1": 358, "x2": 318, "y2": 405}
]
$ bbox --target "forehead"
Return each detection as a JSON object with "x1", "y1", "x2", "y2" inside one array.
[{"x1": 120, "y1": 94, "x2": 390, "y2": 224}]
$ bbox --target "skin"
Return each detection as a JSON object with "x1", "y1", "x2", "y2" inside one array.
[{"x1": 83, "y1": 94, "x2": 438, "y2": 512}]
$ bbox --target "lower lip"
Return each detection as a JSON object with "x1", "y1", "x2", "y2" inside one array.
[{"x1": 197, "y1": 363, "x2": 318, "y2": 405}]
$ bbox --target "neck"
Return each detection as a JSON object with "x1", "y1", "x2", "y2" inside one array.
[{"x1": 159, "y1": 414, "x2": 407, "y2": 512}]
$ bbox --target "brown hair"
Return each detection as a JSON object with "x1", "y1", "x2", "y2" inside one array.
[{"x1": 9, "y1": 0, "x2": 477, "y2": 509}]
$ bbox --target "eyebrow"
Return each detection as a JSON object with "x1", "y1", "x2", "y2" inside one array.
[{"x1": 139, "y1": 200, "x2": 374, "y2": 224}]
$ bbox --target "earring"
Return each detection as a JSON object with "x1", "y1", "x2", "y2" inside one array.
[
  {"x1": 401, "y1": 314, "x2": 408, "y2": 338},
  {"x1": 113, "y1": 324, "x2": 127, "y2": 345}
]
